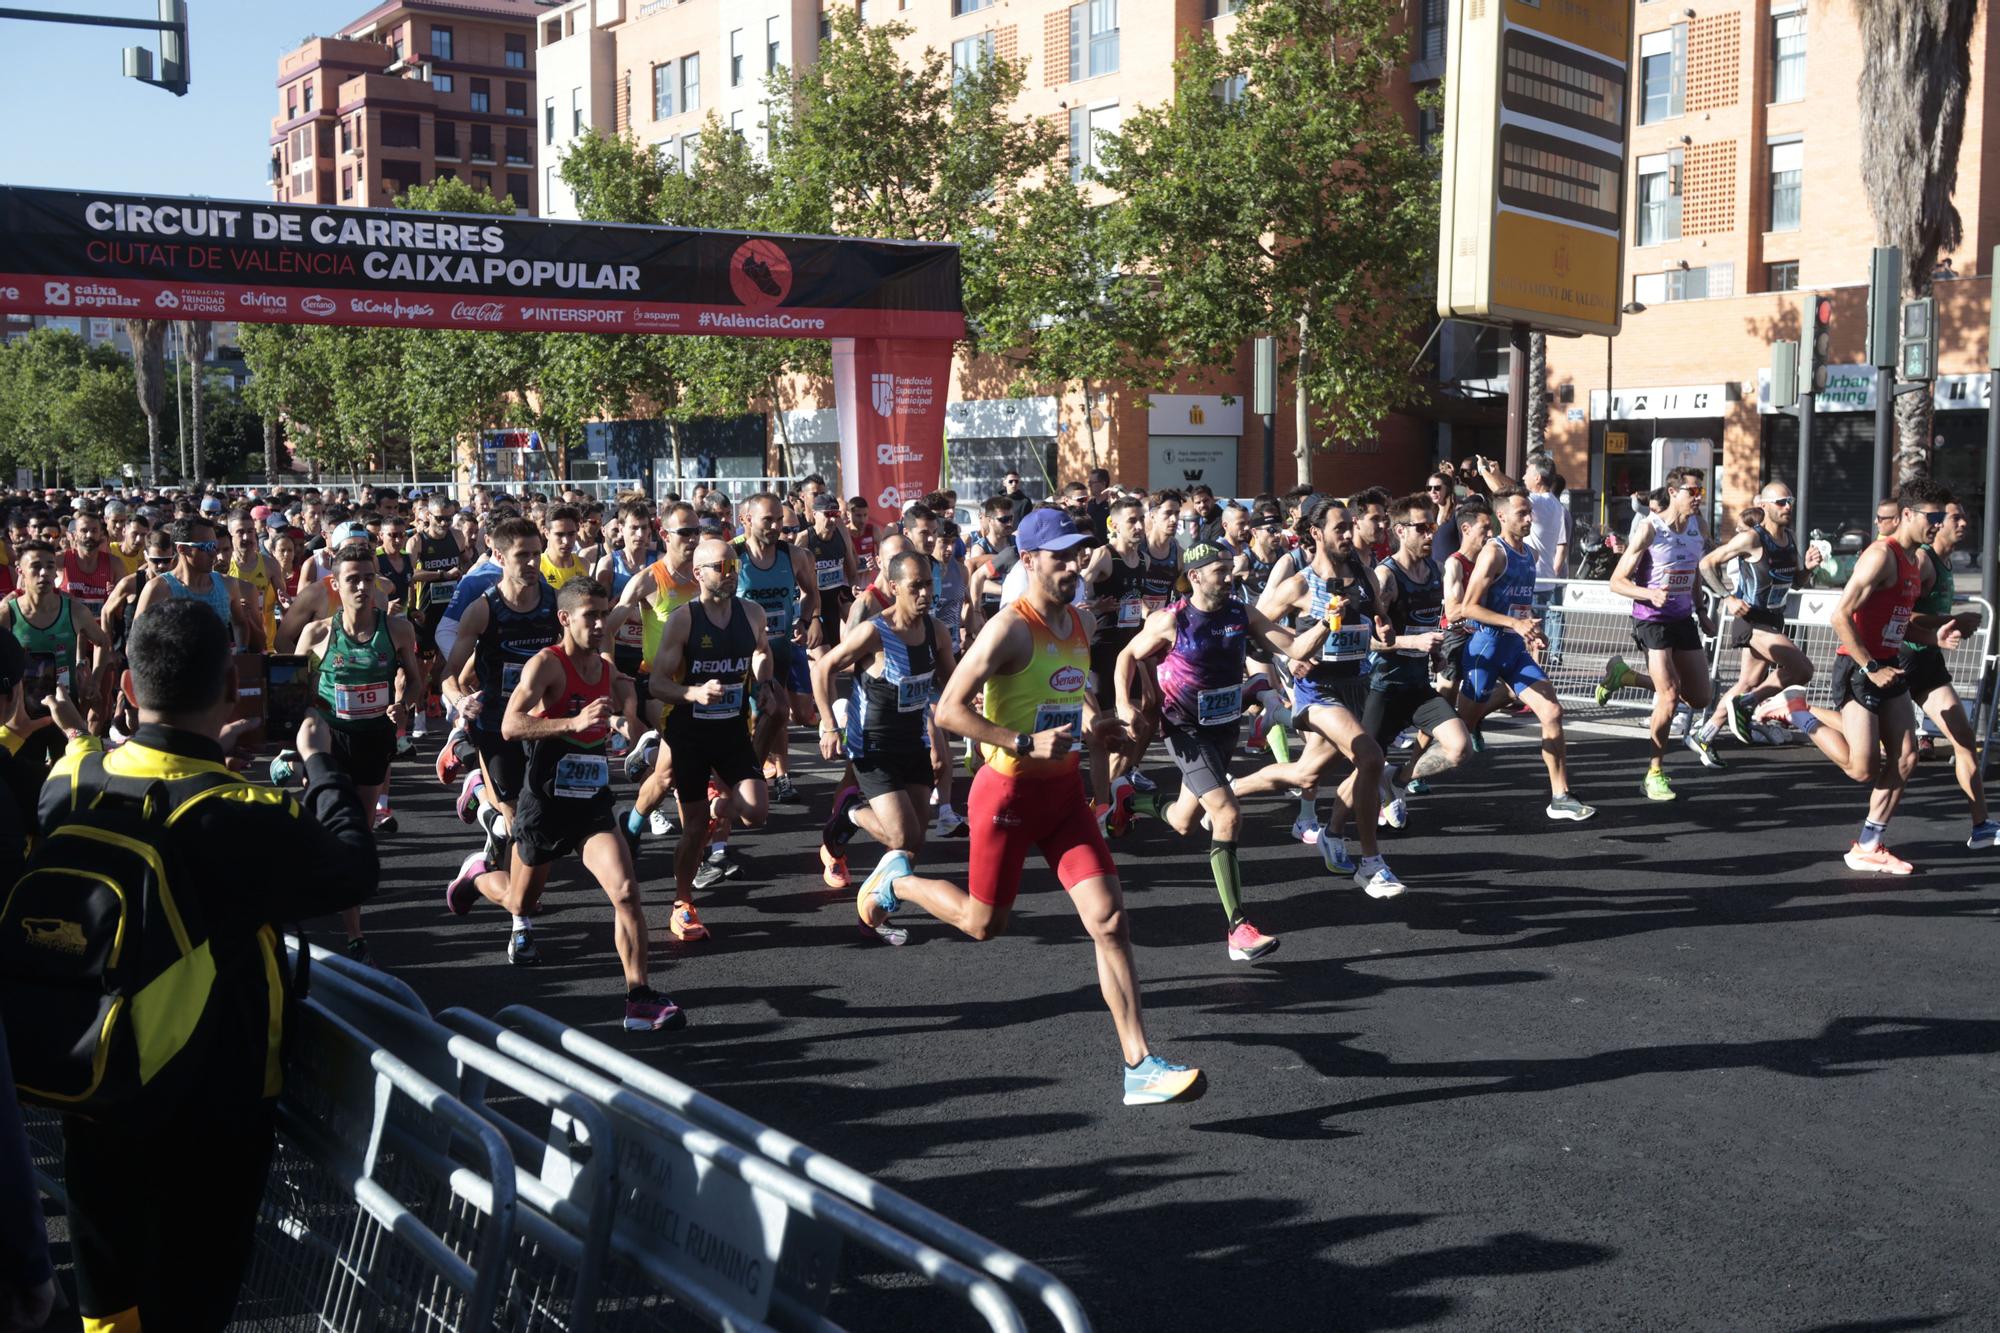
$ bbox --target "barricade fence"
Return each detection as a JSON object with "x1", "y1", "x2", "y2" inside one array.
[{"x1": 20, "y1": 942, "x2": 1091, "y2": 1332}]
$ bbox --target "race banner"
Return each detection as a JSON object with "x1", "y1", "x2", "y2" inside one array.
[
  {"x1": 833, "y1": 337, "x2": 953, "y2": 528},
  {"x1": 0, "y1": 185, "x2": 965, "y2": 340}
]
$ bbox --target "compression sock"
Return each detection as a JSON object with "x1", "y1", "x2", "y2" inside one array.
[
  {"x1": 1296, "y1": 792, "x2": 1317, "y2": 826},
  {"x1": 1209, "y1": 840, "x2": 1244, "y2": 925},
  {"x1": 1268, "y1": 725, "x2": 1293, "y2": 765},
  {"x1": 1696, "y1": 717, "x2": 1721, "y2": 743},
  {"x1": 510, "y1": 914, "x2": 530, "y2": 932},
  {"x1": 626, "y1": 807, "x2": 646, "y2": 836},
  {"x1": 1857, "y1": 819, "x2": 1888, "y2": 850}
]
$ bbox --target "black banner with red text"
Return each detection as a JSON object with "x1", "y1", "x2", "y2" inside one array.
[{"x1": 0, "y1": 185, "x2": 965, "y2": 340}]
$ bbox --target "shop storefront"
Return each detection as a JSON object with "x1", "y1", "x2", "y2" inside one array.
[
  {"x1": 1587, "y1": 383, "x2": 1731, "y2": 537},
  {"x1": 1147, "y1": 394, "x2": 1243, "y2": 497},
  {"x1": 780, "y1": 397, "x2": 1058, "y2": 504}
]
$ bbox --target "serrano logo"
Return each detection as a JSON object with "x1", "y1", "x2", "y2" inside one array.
[
  {"x1": 451, "y1": 300, "x2": 507, "y2": 323},
  {"x1": 727, "y1": 238, "x2": 791, "y2": 311},
  {"x1": 300, "y1": 294, "x2": 336, "y2": 316},
  {"x1": 1049, "y1": 665, "x2": 1085, "y2": 694}
]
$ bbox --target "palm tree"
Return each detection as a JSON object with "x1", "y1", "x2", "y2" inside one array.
[
  {"x1": 124, "y1": 318, "x2": 168, "y2": 483},
  {"x1": 178, "y1": 320, "x2": 213, "y2": 483},
  {"x1": 1854, "y1": 0, "x2": 1979, "y2": 484},
  {"x1": 1526, "y1": 331, "x2": 1548, "y2": 451}
]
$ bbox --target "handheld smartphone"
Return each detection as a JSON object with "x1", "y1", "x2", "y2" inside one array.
[{"x1": 264, "y1": 654, "x2": 313, "y2": 737}]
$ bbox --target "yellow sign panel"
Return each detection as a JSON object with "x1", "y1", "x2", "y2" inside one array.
[
  {"x1": 1605, "y1": 431, "x2": 1628, "y2": 455},
  {"x1": 1437, "y1": 0, "x2": 1633, "y2": 338}
]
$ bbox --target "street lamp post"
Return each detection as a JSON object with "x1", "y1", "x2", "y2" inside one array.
[
  {"x1": 0, "y1": 1, "x2": 190, "y2": 96},
  {"x1": 1602, "y1": 301, "x2": 1646, "y2": 532}
]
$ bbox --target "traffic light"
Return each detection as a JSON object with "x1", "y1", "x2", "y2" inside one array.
[
  {"x1": 1866, "y1": 246, "x2": 1902, "y2": 368},
  {"x1": 1899, "y1": 297, "x2": 1937, "y2": 381},
  {"x1": 1769, "y1": 340, "x2": 1799, "y2": 409},
  {"x1": 1803, "y1": 293, "x2": 1834, "y2": 397}
]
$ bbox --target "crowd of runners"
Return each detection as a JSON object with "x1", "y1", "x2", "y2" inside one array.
[{"x1": 0, "y1": 455, "x2": 1984, "y2": 1107}]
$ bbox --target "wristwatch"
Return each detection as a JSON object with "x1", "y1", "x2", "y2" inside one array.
[
  {"x1": 1864, "y1": 658, "x2": 1885, "y2": 673},
  {"x1": 1013, "y1": 731, "x2": 1031, "y2": 756}
]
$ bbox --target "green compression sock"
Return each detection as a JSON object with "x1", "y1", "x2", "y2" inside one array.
[
  {"x1": 1209, "y1": 839, "x2": 1244, "y2": 924},
  {"x1": 1268, "y1": 724, "x2": 1293, "y2": 765}
]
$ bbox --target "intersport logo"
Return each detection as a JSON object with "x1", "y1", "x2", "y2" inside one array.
[{"x1": 451, "y1": 301, "x2": 506, "y2": 323}]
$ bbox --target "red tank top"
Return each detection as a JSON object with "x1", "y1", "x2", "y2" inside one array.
[
  {"x1": 1443, "y1": 551, "x2": 1474, "y2": 629},
  {"x1": 547, "y1": 641, "x2": 611, "y2": 744},
  {"x1": 59, "y1": 550, "x2": 115, "y2": 609},
  {"x1": 1841, "y1": 539, "x2": 1921, "y2": 660}
]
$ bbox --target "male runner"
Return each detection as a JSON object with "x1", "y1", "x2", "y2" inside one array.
[
  {"x1": 1598, "y1": 467, "x2": 1715, "y2": 798},
  {"x1": 1368, "y1": 493, "x2": 1477, "y2": 824},
  {"x1": 810, "y1": 548, "x2": 957, "y2": 942},
  {"x1": 1435, "y1": 499, "x2": 1492, "y2": 713},
  {"x1": 804, "y1": 494, "x2": 859, "y2": 660},
  {"x1": 1, "y1": 543, "x2": 110, "y2": 772},
  {"x1": 962, "y1": 496, "x2": 1020, "y2": 640},
  {"x1": 1456, "y1": 490, "x2": 1595, "y2": 821},
  {"x1": 884, "y1": 507, "x2": 1202, "y2": 1106},
  {"x1": 1236, "y1": 499, "x2": 1406, "y2": 894},
  {"x1": 136, "y1": 517, "x2": 260, "y2": 649},
  {"x1": 539, "y1": 505, "x2": 589, "y2": 590},
  {"x1": 1116, "y1": 541, "x2": 1296, "y2": 960},
  {"x1": 59, "y1": 509, "x2": 122, "y2": 729},
  {"x1": 1081, "y1": 496, "x2": 1155, "y2": 829},
  {"x1": 298, "y1": 543, "x2": 424, "y2": 962},
  {"x1": 1901, "y1": 500, "x2": 1993, "y2": 846},
  {"x1": 226, "y1": 505, "x2": 285, "y2": 661},
  {"x1": 736, "y1": 492, "x2": 822, "y2": 805},
  {"x1": 647, "y1": 537, "x2": 774, "y2": 941},
  {"x1": 1693, "y1": 483, "x2": 1819, "y2": 750},
  {"x1": 1758, "y1": 481, "x2": 1962, "y2": 873},
  {"x1": 613, "y1": 503, "x2": 703, "y2": 844}
]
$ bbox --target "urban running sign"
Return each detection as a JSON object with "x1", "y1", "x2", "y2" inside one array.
[{"x1": 0, "y1": 185, "x2": 965, "y2": 340}]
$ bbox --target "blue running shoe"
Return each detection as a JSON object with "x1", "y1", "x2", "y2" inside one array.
[
  {"x1": 1318, "y1": 834, "x2": 1355, "y2": 876},
  {"x1": 857, "y1": 849, "x2": 911, "y2": 923},
  {"x1": 1122, "y1": 1054, "x2": 1204, "y2": 1106}
]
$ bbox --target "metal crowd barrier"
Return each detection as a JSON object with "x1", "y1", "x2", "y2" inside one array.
[{"x1": 21, "y1": 942, "x2": 1091, "y2": 1332}]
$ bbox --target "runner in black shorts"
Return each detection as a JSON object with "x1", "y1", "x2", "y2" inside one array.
[
  {"x1": 648, "y1": 538, "x2": 774, "y2": 943},
  {"x1": 1435, "y1": 500, "x2": 1491, "y2": 708},
  {"x1": 804, "y1": 494, "x2": 857, "y2": 660},
  {"x1": 1079, "y1": 495, "x2": 1154, "y2": 830}
]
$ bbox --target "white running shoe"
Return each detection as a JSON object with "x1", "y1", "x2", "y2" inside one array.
[
  {"x1": 1378, "y1": 795, "x2": 1408, "y2": 830},
  {"x1": 648, "y1": 808, "x2": 675, "y2": 837},
  {"x1": 1290, "y1": 813, "x2": 1322, "y2": 846},
  {"x1": 929, "y1": 806, "x2": 967, "y2": 839},
  {"x1": 1353, "y1": 855, "x2": 1404, "y2": 898}
]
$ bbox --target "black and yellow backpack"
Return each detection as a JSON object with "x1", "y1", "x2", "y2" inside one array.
[{"x1": 0, "y1": 752, "x2": 239, "y2": 1117}]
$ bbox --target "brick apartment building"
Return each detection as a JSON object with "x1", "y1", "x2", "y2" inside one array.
[
  {"x1": 1541, "y1": 1, "x2": 2000, "y2": 544},
  {"x1": 534, "y1": 0, "x2": 1468, "y2": 501},
  {"x1": 270, "y1": 0, "x2": 551, "y2": 216}
]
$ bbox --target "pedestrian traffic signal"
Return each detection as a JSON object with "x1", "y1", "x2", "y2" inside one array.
[
  {"x1": 1803, "y1": 294, "x2": 1834, "y2": 396},
  {"x1": 1899, "y1": 296, "x2": 1937, "y2": 382},
  {"x1": 1769, "y1": 340, "x2": 1799, "y2": 409}
]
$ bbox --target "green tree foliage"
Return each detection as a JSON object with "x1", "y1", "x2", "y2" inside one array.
[
  {"x1": 1097, "y1": 0, "x2": 1439, "y2": 465},
  {"x1": 0, "y1": 328, "x2": 148, "y2": 483}
]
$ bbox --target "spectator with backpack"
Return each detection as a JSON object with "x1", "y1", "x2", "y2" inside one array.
[{"x1": 0, "y1": 599, "x2": 377, "y2": 1331}]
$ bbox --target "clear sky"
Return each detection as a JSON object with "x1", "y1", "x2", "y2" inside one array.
[{"x1": 0, "y1": 1, "x2": 364, "y2": 203}]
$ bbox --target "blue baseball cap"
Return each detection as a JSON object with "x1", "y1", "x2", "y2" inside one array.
[{"x1": 1016, "y1": 508, "x2": 1088, "y2": 553}]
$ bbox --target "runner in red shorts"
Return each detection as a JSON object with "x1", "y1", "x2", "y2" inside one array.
[{"x1": 861, "y1": 508, "x2": 1203, "y2": 1107}]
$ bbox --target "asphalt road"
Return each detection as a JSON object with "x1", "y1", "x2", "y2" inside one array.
[{"x1": 317, "y1": 712, "x2": 2000, "y2": 1332}]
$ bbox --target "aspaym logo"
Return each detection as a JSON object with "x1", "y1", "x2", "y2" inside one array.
[{"x1": 728, "y1": 238, "x2": 792, "y2": 311}]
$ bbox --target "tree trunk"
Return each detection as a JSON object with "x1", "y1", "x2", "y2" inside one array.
[
  {"x1": 767, "y1": 375, "x2": 796, "y2": 480},
  {"x1": 1526, "y1": 331, "x2": 1548, "y2": 452},
  {"x1": 263, "y1": 416, "x2": 281, "y2": 485},
  {"x1": 668, "y1": 420, "x2": 684, "y2": 495},
  {"x1": 179, "y1": 321, "x2": 213, "y2": 484},
  {"x1": 1293, "y1": 308, "x2": 1311, "y2": 489},
  {"x1": 124, "y1": 319, "x2": 169, "y2": 484},
  {"x1": 1080, "y1": 378, "x2": 1103, "y2": 474}
]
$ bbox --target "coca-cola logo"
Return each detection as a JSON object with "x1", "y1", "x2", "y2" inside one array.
[
  {"x1": 300, "y1": 294, "x2": 336, "y2": 316},
  {"x1": 1049, "y1": 665, "x2": 1085, "y2": 694},
  {"x1": 451, "y1": 300, "x2": 506, "y2": 323}
]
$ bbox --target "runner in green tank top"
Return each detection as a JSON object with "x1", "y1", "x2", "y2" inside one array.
[
  {"x1": 0, "y1": 541, "x2": 110, "y2": 777},
  {"x1": 1902, "y1": 502, "x2": 1995, "y2": 848}
]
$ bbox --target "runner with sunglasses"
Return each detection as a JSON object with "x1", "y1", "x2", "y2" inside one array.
[
  {"x1": 1693, "y1": 482, "x2": 1819, "y2": 751},
  {"x1": 1369, "y1": 494, "x2": 1476, "y2": 824},
  {"x1": 1898, "y1": 500, "x2": 1992, "y2": 847},
  {"x1": 133, "y1": 516, "x2": 261, "y2": 650},
  {"x1": 611, "y1": 503, "x2": 703, "y2": 848}
]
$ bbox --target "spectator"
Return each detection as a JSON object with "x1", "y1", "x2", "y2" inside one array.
[
  {"x1": 1000, "y1": 471, "x2": 1035, "y2": 522},
  {"x1": 1525, "y1": 455, "x2": 1569, "y2": 581}
]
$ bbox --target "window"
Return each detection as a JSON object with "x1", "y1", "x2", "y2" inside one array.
[
  {"x1": 471, "y1": 124, "x2": 494, "y2": 161},
  {"x1": 381, "y1": 112, "x2": 421, "y2": 149},
  {"x1": 340, "y1": 118, "x2": 352, "y2": 152},
  {"x1": 768, "y1": 17, "x2": 783, "y2": 73},
  {"x1": 506, "y1": 127, "x2": 529, "y2": 164},
  {"x1": 1070, "y1": 0, "x2": 1120, "y2": 80},
  {"x1": 1204, "y1": 0, "x2": 1243, "y2": 15},
  {"x1": 390, "y1": 28, "x2": 404, "y2": 60},
  {"x1": 436, "y1": 120, "x2": 459, "y2": 159},
  {"x1": 730, "y1": 28, "x2": 744, "y2": 86},
  {"x1": 652, "y1": 62, "x2": 673, "y2": 119},
  {"x1": 432, "y1": 72, "x2": 454, "y2": 93},
  {"x1": 437, "y1": 166, "x2": 456, "y2": 183},
  {"x1": 1638, "y1": 25, "x2": 1685, "y2": 123},
  {"x1": 473, "y1": 170, "x2": 492, "y2": 193},
  {"x1": 1413, "y1": 0, "x2": 1444, "y2": 62},
  {"x1": 1068, "y1": 101, "x2": 1120, "y2": 182},
  {"x1": 506, "y1": 32, "x2": 527, "y2": 69},
  {"x1": 508, "y1": 173, "x2": 529, "y2": 208},
  {"x1": 545, "y1": 97, "x2": 556, "y2": 145},
  {"x1": 341, "y1": 167, "x2": 353, "y2": 201},
  {"x1": 1632, "y1": 265, "x2": 1726, "y2": 304},
  {"x1": 546, "y1": 164, "x2": 558, "y2": 204},
  {"x1": 1635, "y1": 149, "x2": 1681, "y2": 245},
  {"x1": 954, "y1": 0, "x2": 995, "y2": 12},
  {"x1": 506, "y1": 82, "x2": 528, "y2": 117},
  {"x1": 429, "y1": 25, "x2": 453, "y2": 60},
  {"x1": 680, "y1": 132, "x2": 701, "y2": 173},
  {"x1": 303, "y1": 83, "x2": 314, "y2": 114},
  {"x1": 1766, "y1": 261, "x2": 1800, "y2": 292},
  {"x1": 729, "y1": 108, "x2": 745, "y2": 138},
  {"x1": 1768, "y1": 137, "x2": 1803, "y2": 231},
  {"x1": 1216, "y1": 72, "x2": 1248, "y2": 106},
  {"x1": 1771, "y1": 6, "x2": 1806, "y2": 104},
  {"x1": 681, "y1": 54, "x2": 700, "y2": 113},
  {"x1": 286, "y1": 89, "x2": 297, "y2": 120},
  {"x1": 470, "y1": 78, "x2": 490, "y2": 113},
  {"x1": 952, "y1": 32, "x2": 994, "y2": 84},
  {"x1": 572, "y1": 87, "x2": 582, "y2": 136}
]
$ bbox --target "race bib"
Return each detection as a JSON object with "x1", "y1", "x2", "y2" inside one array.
[
  {"x1": 895, "y1": 672, "x2": 933, "y2": 713},
  {"x1": 1322, "y1": 627, "x2": 1369, "y2": 661},
  {"x1": 501, "y1": 662, "x2": 524, "y2": 696},
  {"x1": 1662, "y1": 568, "x2": 1696, "y2": 594},
  {"x1": 1032, "y1": 703, "x2": 1083, "y2": 736},
  {"x1": 333, "y1": 680, "x2": 390, "y2": 721},
  {"x1": 1118, "y1": 595, "x2": 1144, "y2": 627},
  {"x1": 1882, "y1": 606, "x2": 1912, "y2": 649},
  {"x1": 1197, "y1": 684, "x2": 1242, "y2": 726},
  {"x1": 817, "y1": 561, "x2": 844, "y2": 590},
  {"x1": 1142, "y1": 595, "x2": 1168, "y2": 616},
  {"x1": 693, "y1": 683, "x2": 744, "y2": 721},
  {"x1": 1508, "y1": 601, "x2": 1536, "y2": 621},
  {"x1": 553, "y1": 752, "x2": 609, "y2": 799},
  {"x1": 615, "y1": 617, "x2": 643, "y2": 646}
]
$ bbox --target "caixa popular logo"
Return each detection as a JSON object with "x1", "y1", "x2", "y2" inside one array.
[
  {"x1": 451, "y1": 301, "x2": 506, "y2": 323},
  {"x1": 1048, "y1": 665, "x2": 1086, "y2": 694},
  {"x1": 42, "y1": 282, "x2": 70, "y2": 306},
  {"x1": 300, "y1": 294, "x2": 337, "y2": 317}
]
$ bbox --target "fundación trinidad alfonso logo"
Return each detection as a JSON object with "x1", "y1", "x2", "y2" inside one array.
[{"x1": 728, "y1": 238, "x2": 792, "y2": 311}]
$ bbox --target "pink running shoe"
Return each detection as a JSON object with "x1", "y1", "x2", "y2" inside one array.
[
  {"x1": 456, "y1": 771, "x2": 484, "y2": 824},
  {"x1": 446, "y1": 852, "x2": 487, "y2": 915},
  {"x1": 1843, "y1": 843, "x2": 1913, "y2": 876},
  {"x1": 1226, "y1": 919, "x2": 1280, "y2": 962}
]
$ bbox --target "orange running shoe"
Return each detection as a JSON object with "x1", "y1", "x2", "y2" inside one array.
[
  {"x1": 669, "y1": 902, "x2": 709, "y2": 941},
  {"x1": 820, "y1": 845, "x2": 849, "y2": 889},
  {"x1": 1842, "y1": 843, "x2": 1913, "y2": 876}
]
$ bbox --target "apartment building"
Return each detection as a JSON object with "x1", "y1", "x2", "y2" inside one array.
[
  {"x1": 1540, "y1": 1, "x2": 2000, "y2": 540},
  {"x1": 270, "y1": 0, "x2": 550, "y2": 216}
]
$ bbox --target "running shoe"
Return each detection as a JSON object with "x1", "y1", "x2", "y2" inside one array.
[
  {"x1": 860, "y1": 919, "x2": 912, "y2": 946},
  {"x1": 1843, "y1": 843, "x2": 1914, "y2": 875},
  {"x1": 1290, "y1": 813, "x2": 1322, "y2": 846},
  {"x1": 456, "y1": 772, "x2": 484, "y2": 824},
  {"x1": 624, "y1": 729, "x2": 661, "y2": 781},
  {"x1": 1968, "y1": 821, "x2": 2000, "y2": 849},
  {"x1": 411, "y1": 713, "x2": 429, "y2": 738},
  {"x1": 930, "y1": 806, "x2": 968, "y2": 839},
  {"x1": 1545, "y1": 793, "x2": 1596, "y2": 822},
  {"x1": 820, "y1": 845, "x2": 850, "y2": 890},
  {"x1": 269, "y1": 749, "x2": 299, "y2": 786},
  {"x1": 1247, "y1": 710, "x2": 1270, "y2": 754},
  {"x1": 648, "y1": 808, "x2": 675, "y2": 837},
  {"x1": 1593, "y1": 655, "x2": 1633, "y2": 707},
  {"x1": 1727, "y1": 695, "x2": 1755, "y2": 745},
  {"x1": 1353, "y1": 856, "x2": 1405, "y2": 899},
  {"x1": 1468, "y1": 727, "x2": 1486, "y2": 754},
  {"x1": 857, "y1": 849, "x2": 911, "y2": 926},
  {"x1": 1129, "y1": 770, "x2": 1157, "y2": 794},
  {"x1": 395, "y1": 734, "x2": 416, "y2": 760},
  {"x1": 1643, "y1": 768, "x2": 1676, "y2": 801},
  {"x1": 1121, "y1": 1054, "x2": 1204, "y2": 1106},
  {"x1": 445, "y1": 852, "x2": 486, "y2": 915},
  {"x1": 623, "y1": 986, "x2": 687, "y2": 1032},
  {"x1": 693, "y1": 859, "x2": 727, "y2": 891},
  {"x1": 1755, "y1": 686, "x2": 1807, "y2": 725},
  {"x1": 708, "y1": 845, "x2": 745, "y2": 879},
  {"x1": 670, "y1": 903, "x2": 709, "y2": 941},
  {"x1": 1684, "y1": 731, "x2": 1726, "y2": 769},
  {"x1": 435, "y1": 727, "x2": 466, "y2": 784},
  {"x1": 1378, "y1": 792, "x2": 1408, "y2": 830},
  {"x1": 770, "y1": 774, "x2": 803, "y2": 805},
  {"x1": 1405, "y1": 777, "x2": 1431, "y2": 797},
  {"x1": 822, "y1": 783, "x2": 863, "y2": 851},
  {"x1": 481, "y1": 822, "x2": 508, "y2": 873},
  {"x1": 507, "y1": 929, "x2": 541, "y2": 965},
  {"x1": 1318, "y1": 835, "x2": 1356, "y2": 876},
  {"x1": 1226, "y1": 919, "x2": 1280, "y2": 962},
  {"x1": 1104, "y1": 782, "x2": 1137, "y2": 837},
  {"x1": 374, "y1": 808, "x2": 399, "y2": 834},
  {"x1": 343, "y1": 937, "x2": 374, "y2": 968}
]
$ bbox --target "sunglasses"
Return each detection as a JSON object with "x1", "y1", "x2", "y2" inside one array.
[
  {"x1": 175, "y1": 540, "x2": 218, "y2": 553},
  {"x1": 698, "y1": 560, "x2": 737, "y2": 574},
  {"x1": 145, "y1": 554, "x2": 175, "y2": 566},
  {"x1": 1676, "y1": 486, "x2": 1704, "y2": 497},
  {"x1": 996, "y1": 514, "x2": 1016, "y2": 526},
  {"x1": 1767, "y1": 497, "x2": 1795, "y2": 507},
  {"x1": 667, "y1": 526, "x2": 701, "y2": 539},
  {"x1": 1426, "y1": 484, "x2": 1449, "y2": 493},
  {"x1": 1398, "y1": 520, "x2": 1437, "y2": 533},
  {"x1": 1920, "y1": 510, "x2": 1947, "y2": 526}
]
